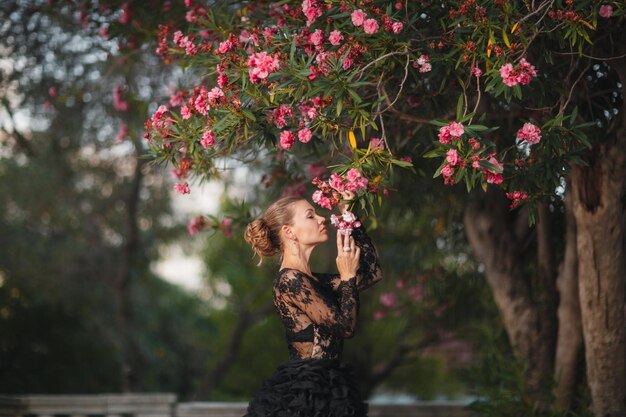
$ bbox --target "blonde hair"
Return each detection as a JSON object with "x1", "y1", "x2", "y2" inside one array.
[{"x1": 244, "y1": 196, "x2": 302, "y2": 263}]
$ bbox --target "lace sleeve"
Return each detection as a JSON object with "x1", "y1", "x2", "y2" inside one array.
[
  {"x1": 275, "y1": 269, "x2": 359, "y2": 338},
  {"x1": 316, "y1": 223, "x2": 383, "y2": 292}
]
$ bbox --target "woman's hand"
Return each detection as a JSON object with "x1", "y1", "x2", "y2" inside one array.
[
  {"x1": 336, "y1": 230, "x2": 360, "y2": 281},
  {"x1": 337, "y1": 191, "x2": 355, "y2": 214}
]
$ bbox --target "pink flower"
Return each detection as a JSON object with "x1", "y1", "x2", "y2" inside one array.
[
  {"x1": 342, "y1": 56, "x2": 354, "y2": 70},
  {"x1": 419, "y1": 63, "x2": 432, "y2": 73},
  {"x1": 328, "y1": 30, "x2": 343, "y2": 46},
  {"x1": 312, "y1": 190, "x2": 333, "y2": 210},
  {"x1": 391, "y1": 21, "x2": 403, "y2": 34},
  {"x1": 48, "y1": 86, "x2": 58, "y2": 97},
  {"x1": 113, "y1": 84, "x2": 129, "y2": 112},
  {"x1": 329, "y1": 173, "x2": 345, "y2": 192},
  {"x1": 302, "y1": 0, "x2": 322, "y2": 26},
  {"x1": 119, "y1": 2, "x2": 131, "y2": 24},
  {"x1": 471, "y1": 66, "x2": 482, "y2": 77},
  {"x1": 363, "y1": 18, "x2": 379, "y2": 34},
  {"x1": 380, "y1": 292, "x2": 398, "y2": 308},
  {"x1": 409, "y1": 285, "x2": 425, "y2": 302},
  {"x1": 599, "y1": 4, "x2": 613, "y2": 18},
  {"x1": 247, "y1": 51, "x2": 280, "y2": 83},
  {"x1": 438, "y1": 126, "x2": 452, "y2": 144},
  {"x1": 187, "y1": 216, "x2": 207, "y2": 235},
  {"x1": 370, "y1": 137, "x2": 384, "y2": 150},
  {"x1": 448, "y1": 122, "x2": 464, "y2": 138},
  {"x1": 374, "y1": 310, "x2": 386, "y2": 321},
  {"x1": 221, "y1": 217, "x2": 233, "y2": 238},
  {"x1": 499, "y1": 63, "x2": 517, "y2": 87},
  {"x1": 346, "y1": 168, "x2": 362, "y2": 182},
  {"x1": 499, "y1": 59, "x2": 537, "y2": 87},
  {"x1": 279, "y1": 130, "x2": 295, "y2": 150},
  {"x1": 175, "y1": 182, "x2": 191, "y2": 194},
  {"x1": 516, "y1": 122, "x2": 542, "y2": 145},
  {"x1": 310, "y1": 29, "x2": 324, "y2": 46},
  {"x1": 506, "y1": 191, "x2": 529, "y2": 209},
  {"x1": 181, "y1": 105, "x2": 192, "y2": 120},
  {"x1": 307, "y1": 163, "x2": 327, "y2": 178},
  {"x1": 394, "y1": 2, "x2": 403, "y2": 10},
  {"x1": 446, "y1": 149, "x2": 461, "y2": 166},
  {"x1": 298, "y1": 128, "x2": 313, "y2": 143},
  {"x1": 201, "y1": 130, "x2": 215, "y2": 148},
  {"x1": 351, "y1": 9, "x2": 367, "y2": 26},
  {"x1": 115, "y1": 124, "x2": 129, "y2": 143},
  {"x1": 269, "y1": 104, "x2": 293, "y2": 129},
  {"x1": 441, "y1": 164, "x2": 454, "y2": 178},
  {"x1": 217, "y1": 40, "x2": 233, "y2": 54}
]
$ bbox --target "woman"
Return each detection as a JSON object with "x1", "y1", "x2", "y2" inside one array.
[{"x1": 243, "y1": 195, "x2": 383, "y2": 417}]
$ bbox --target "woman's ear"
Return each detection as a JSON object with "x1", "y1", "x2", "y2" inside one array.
[{"x1": 281, "y1": 224, "x2": 294, "y2": 241}]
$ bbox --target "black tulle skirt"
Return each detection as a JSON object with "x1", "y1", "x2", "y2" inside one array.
[{"x1": 243, "y1": 358, "x2": 368, "y2": 417}]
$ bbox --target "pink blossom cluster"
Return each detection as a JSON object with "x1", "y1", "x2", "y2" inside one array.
[
  {"x1": 302, "y1": 0, "x2": 324, "y2": 26},
  {"x1": 438, "y1": 121, "x2": 465, "y2": 144},
  {"x1": 351, "y1": 9, "x2": 379, "y2": 34},
  {"x1": 320, "y1": 170, "x2": 367, "y2": 199},
  {"x1": 441, "y1": 149, "x2": 463, "y2": 185},
  {"x1": 173, "y1": 30, "x2": 197, "y2": 56},
  {"x1": 499, "y1": 58, "x2": 537, "y2": 87},
  {"x1": 471, "y1": 66, "x2": 482, "y2": 77},
  {"x1": 412, "y1": 55, "x2": 432, "y2": 73},
  {"x1": 506, "y1": 191, "x2": 528, "y2": 209},
  {"x1": 330, "y1": 210, "x2": 362, "y2": 234},
  {"x1": 374, "y1": 279, "x2": 425, "y2": 321},
  {"x1": 268, "y1": 104, "x2": 293, "y2": 129},
  {"x1": 113, "y1": 84, "x2": 129, "y2": 112},
  {"x1": 516, "y1": 122, "x2": 542, "y2": 145},
  {"x1": 201, "y1": 130, "x2": 216, "y2": 148},
  {"x1": 277, "y1": 127, "x2": 313, "y2": 150},
  {"x1": 175, "y1": 182, "x2": 190, "y2": 194},
  {"x1": 247, "y1": 51, "x2": 280, "y2": 83}
]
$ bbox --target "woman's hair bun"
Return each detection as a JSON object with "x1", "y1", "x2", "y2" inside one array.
[{"x1": 244, "y1": 218, "x2": 281, "y2": 259}]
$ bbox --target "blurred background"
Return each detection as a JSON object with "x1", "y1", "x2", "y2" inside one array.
[{"x1": 0, "y1": 2, "x2": 585, "y2": 415}]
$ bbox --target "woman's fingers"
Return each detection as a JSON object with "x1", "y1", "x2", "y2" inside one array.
[{"x1": 336, "y1": 230, "x2": 343, "y2": 252}]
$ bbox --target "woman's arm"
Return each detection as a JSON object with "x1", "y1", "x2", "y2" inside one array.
[{"x1": 275, "y1": 269, "x2": 359, "y2": 338}]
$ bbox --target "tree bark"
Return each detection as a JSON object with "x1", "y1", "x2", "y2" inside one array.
[
  {"x1": 568, "y1": 56, "x2": 626, "y2": 417},
  {"x1": 115, "y1": 151, "x2": 145, "y2": 392},
  {"x1": 464, "y1": 189, "x2": 555, "y2": 405},
  {"x1": 553, "y1": 188, "x2": 582, "y2": 411}
]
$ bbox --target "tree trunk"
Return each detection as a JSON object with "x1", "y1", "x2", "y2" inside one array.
[
  {"x1": 568, "y1": 56, "x2": 626, "y2": 417},
  {"x1": 115, "y1": 151, "x2": 145, "y2": 392},
  {"x1": 553, "y1": 187, "x2": 582, "y2": 410},
  {"x1": 464, "y1": 189, "x2": 555, "y2": 405}
]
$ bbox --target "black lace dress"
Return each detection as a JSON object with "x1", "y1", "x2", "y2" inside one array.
[{"x1": 244, "y1": 225, "x2": 383, "y2": 417}]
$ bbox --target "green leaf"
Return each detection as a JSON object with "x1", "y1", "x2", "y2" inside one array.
[
  {"x1": 455, "y1": 93, "x2": 464, "y2": 120},
  {"x1": 241, "y1": 109, "x2": 256, "y2": 121}
]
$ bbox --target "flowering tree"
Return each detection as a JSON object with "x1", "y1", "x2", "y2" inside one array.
[{"x1": 71, "y1": 0, "x2": 626, "y2": 415}]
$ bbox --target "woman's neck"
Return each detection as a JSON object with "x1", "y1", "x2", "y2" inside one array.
[{"x1": 280, "y1": 244, "x2": 315, "y2": 276}]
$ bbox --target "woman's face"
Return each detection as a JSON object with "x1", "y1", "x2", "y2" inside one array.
[{"x1": 286, "y1": 200, "x2": 328, "y2": 246}]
